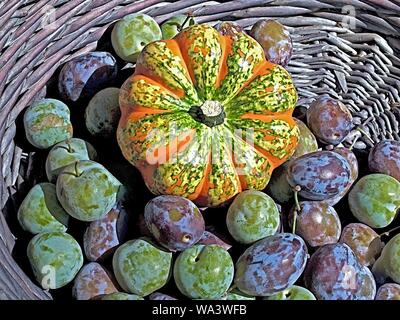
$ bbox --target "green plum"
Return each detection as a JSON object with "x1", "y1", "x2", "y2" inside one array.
[
  {"x1": 23, "y1": 98, "x2": 73, "y2": 149},
  {"x1": 174, "y1": 245, "x2": 234, "y2": 299},
  {"x1": 266, "y1": 162, "x2": 293, "y2": 204},
  {"x1": 223, "y1": 289, "x2": 255, "y2": 300},
  {"x1": 226, "y1": 190, "x2": 280, "y2": 244},
  {"x1": 161, "y1": 15, "x2": 195, "y2": 39},
  {"x1": 111, "y1": 13, "x2": 161, "y2": 62},
  {"x1": 113, "y1": 239, "x2": 172, "y2": 296},
  {"x1": 100, "y1": 293, "x2": 143, "y2": 300},
  {"x1": 18, "y1": 183, "x2": 69, "y2": 234},
  {"x1": 46, "y1": 138, "x2": 97, "y2": 183},
  {"x1": 56, "y1": 160, "x2": 121, "y2": 222},
  {"x1": 372, "y1": 233, "x2": 400, "y2": 284},
  {"x1": 292, "y1": 118, "x2": 319, "y2": 159},
  {"x1": 348, "y1": 174, "x2": 400, "y2": 228},
  {"x1": 85, "y1": 88, "x2": 121, "y2": 138},
  {"x1": 27, "y1": 232, "x2": 83, "y2": 289},
  {"x1": 264, "y1": 286, "x2": 316, "y2": 300}
]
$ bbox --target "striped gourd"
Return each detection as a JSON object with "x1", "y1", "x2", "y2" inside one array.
[{"x1": 117, "y1": 24, "x2": 298, "y2": 207}]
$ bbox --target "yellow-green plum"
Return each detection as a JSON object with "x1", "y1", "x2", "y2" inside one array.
[
  {"x1": 266, "y1": 162, "x2": 293, "y2": 204},
  {"x1": 226, "y1": 190, "x2": 280, "y2": 244},
  {"x1": 113, "y1": 239, "x2": 172, "y2": 296},
  {"x1": 223, "y1": 289, "x2": 255, "y2": 300},
  {"x1": 18, "y1": 183, "x2": 69, "y2": 234},
  {"x1": 174, "y1": 245, "x2": 234, "y2": 299},
  {"x1": 348, "y1": 174, "x2": 400, "y2": 228},
  {"x1": 23, "y1": 98, "x2": 73, "y2": 149},
  {"x1": 100, "y1": 293, "x2": 143, "y2": 300},
  {"x1": 27, "y1": 232, "x2": 83, "y2": 289},
  {"x1": 85, "y1": 88, "x2": 121, "y2": 138},
  {"x1": 56, "y1": 160, "x2": 121, "y2": 222},
  {"x1": 111, "y1": 13, "x2": 161, "y2": 62},
  {"x1": 161, "y1": 15, "x2": 195, "y2": 40},
  {"x1": 46, "y1": 138, "x2": 97, "y2": 183},
  {"x1": 291, "y1": 119, "x2": 319, "y2": 159},
  {"x1": 372, "y1": 233, "x2": 400, "y2": 284},
  {"x1": 264, "y1": 286, "x2": 316, "y2": 300}
]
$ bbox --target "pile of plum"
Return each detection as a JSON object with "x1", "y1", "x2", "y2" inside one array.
[{"x1": 14, "y1": 13, "x2": 400, "y2": 300}]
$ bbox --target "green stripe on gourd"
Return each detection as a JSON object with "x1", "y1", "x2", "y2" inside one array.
[
  {"x1": 223, "y1": 127, "x2": 272, "y2": 190},
  {"x1": 151, "y1": 128, "x2": 211, "y2": 197},
  {"x1": 121, "y1": 112, "x2": 200, "y2": 164},
  {"x1": 229, "y1": 118, "x2": 299, "y2": 159},
  {"x1": 215, "y1": 33, "x2": 264, "y2": 104},
  {"x1": 139, "y1": 41, "x2": 200, "y2": 105},
  {"x1": 129, "y1": 78, "x2": 189, "y2": 111},
  {"x1": 206, "y1": 128, "x2": 241, "y2": 206},
  {"x1": 183, "y1": 25, "x2": 223, "y2": 101},
  {"x1": 225, "y1": 65, "x2": 297, "y2": 117}
]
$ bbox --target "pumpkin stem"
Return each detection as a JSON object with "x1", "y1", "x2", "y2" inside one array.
[{"x1": 188, "y1": 100, "x2": 225, "y2": 128}]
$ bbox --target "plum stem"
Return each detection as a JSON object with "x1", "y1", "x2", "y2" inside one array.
[
  {"x1": 378, "y1": 225, "x2": 400, "y2": 238},
  {"x1": 356, "y1": 127, "x2": 375, "y2": 145},
  {"x1": 74, "y1": 162, "x2": 82, "y2": 177},
  {"x1": 228, "y1": 284, "x2": 237, "y2": 292},
  {"x1": 349, "y1": 134, "x2": 360, "y2": 151},
  {"x1": 178, "y1": 13, "x2": 194, "y2": 32},
  {"x1": 292, "y1": 186, "x2": 301, "y2": 234}
]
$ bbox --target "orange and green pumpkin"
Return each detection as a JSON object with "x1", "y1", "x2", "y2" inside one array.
[{"x1": 117, "y1": 24, "x2": 298, "y2": 207}]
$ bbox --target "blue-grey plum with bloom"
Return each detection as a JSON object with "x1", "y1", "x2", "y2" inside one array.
[
  {"x1": 111, "y1": 13, "x2": 161, "y2": 62},
  {"x1": 72, "y1": 262, "x2": 118, "y2": 300},
  {"x1": 27, "y1": 232, "x2": 83, "y2": 289},
  {"x1": 369, "y1": 140, "x2": 400, "y2": 181},
  {"x1": 23, "y1": 98, "x2": 73, "y2": 149},
  {"x1": 56, "y1": 160, "x2": 121, "y2": 222},
  {"x1": 287, "y1": 151, "x2": 351, "y2": 200},
  {"x1": 375, "y1": 283, "x2": 400, "y2": 300},
  {"x1": 174, "y1": 244, "x2": 234, "y2": 299},
  {"x1": 306, "y1": 96, "x2": 353, "y2": 145},
  {"x1": 58, "y1": 52, "x2": 117, "y2": 101},
  {"x1": 304, "y1": 243, "x2": 376, "y2": 300},
  {"x1": 324, "y1": 146, "x2": 358, "y2": 206},
  {"x1": 234, "y1": 233, "x2": 308, "y2": 296},
  {"x1": 18, "y1": 183, "x2": 69, "y2": 234},
  {"x1": 226, "y1": 190, "x2": 280, "y2": 244},
  {"x1": 149, "y1": 292, "x2": 177, "y2": 300},
  {"x1": 46, "y1": 138, "x2": 97, "y2": 183},
  {"x1": 113, "y1": 239, "x2": 172, "y2": 296}
]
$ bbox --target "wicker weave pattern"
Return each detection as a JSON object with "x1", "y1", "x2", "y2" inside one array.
[{"x1": 0, "y1": 0, "x2": 399, "y2": 300}]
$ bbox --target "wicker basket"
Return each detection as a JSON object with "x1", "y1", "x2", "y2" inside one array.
[{"x1": 0, "y1": 0, "x2": 399, "y2": 300}]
